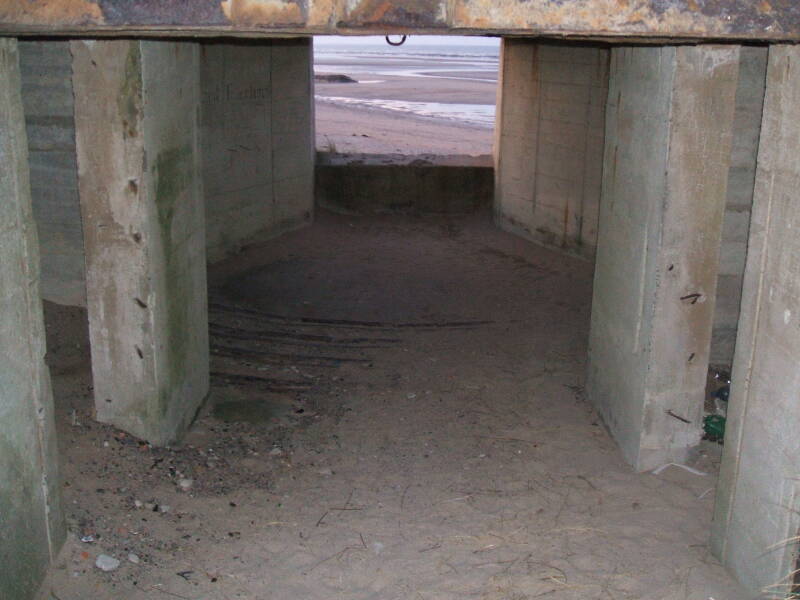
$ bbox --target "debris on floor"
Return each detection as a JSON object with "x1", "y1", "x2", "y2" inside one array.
[
  {"x1": 704, "y1": 367, "x2": 731, "y2": 443},
  {"x1": 704, "y1": 414, "x2": 727, "y2": 443},
  {"x1": 94, "y1": 555, "x2": 120, "y2": 572}
]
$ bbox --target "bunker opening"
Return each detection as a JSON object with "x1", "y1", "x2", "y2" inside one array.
[{"x1": 313, "y1": 35, "x2": 498, "y2": 216}]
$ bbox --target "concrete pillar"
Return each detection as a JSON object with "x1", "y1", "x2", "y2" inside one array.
[
  {"x1": 201, "y1": 38, "x2": 314, "y2": 263},
  {"x1": 72, "y1": 41, "x2": 209, "y2": 445},
  {"x1": 587, "y1": 46, "x2": 739, "y2": 472},
  {"x1": 711, "y1": 45, "x2": 800, "y2": 597},
  {"x1": 494, "y1": 39, "x2": 539, "y2": 237},
  {"x1": 0, "y1": 38, "x2": 65, "y2": 600},
  {"x1": 493, "y1": 40, "x2": 608, "y2": 259}
]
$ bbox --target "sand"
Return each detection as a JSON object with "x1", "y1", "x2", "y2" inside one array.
[
  {"x1": 315, "y1": 74, "x2": 496, "y2": 156},
  {"x1": 38, "y1": 211, "x2": 746, "y2": 600}
]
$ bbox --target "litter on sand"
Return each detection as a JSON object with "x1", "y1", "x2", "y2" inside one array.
[{"x1": 651, "y1": 463, "x2": 708, "y2": 477}]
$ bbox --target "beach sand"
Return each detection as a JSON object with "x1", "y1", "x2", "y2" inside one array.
[{"x1": 315, "y1": 73, "x2": 497, "y2": 156}]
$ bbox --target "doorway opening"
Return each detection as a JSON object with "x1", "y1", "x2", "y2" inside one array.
[
  {"x1": 314, "y1": 35, "x2": 498, "y2": 158},
  {"x1": 313, "y1": 35, "x2": 499, "y2": 216}
]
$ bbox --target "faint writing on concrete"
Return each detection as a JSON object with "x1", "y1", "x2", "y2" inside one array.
[{"x1": 204, "y1": 84, "x2": 269, "y2": 103}]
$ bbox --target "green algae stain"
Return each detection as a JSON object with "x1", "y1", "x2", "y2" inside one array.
[
  {"x1": 0, "y1": 434, "x2": 51, "y2": 600},
  {"x1": 154, "y1": 146, "x2": 192, "y2": 250},
  {"x1": 153, "y1": 145, "x2": 194, "y2": 417},
  {"x1": 117, "y1": 44, "x2": 142, "y2": 138}
]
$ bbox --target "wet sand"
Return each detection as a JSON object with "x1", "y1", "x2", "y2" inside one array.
[{"x1": 315, "y1": 71, "x2": 497, "y2": 156}]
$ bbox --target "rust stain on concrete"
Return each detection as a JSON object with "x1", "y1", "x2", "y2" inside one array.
[
  {"x1": 0, "y1": 0, "x2": 103, "y2": 24},
  {"x1": 220, "y1": 0, "x2": 304, "y2": 25},
  {"x1": 449, "y1": 0, "x2": 797, "y2": 37},
  {"x1": 344, "y1": 0, "x2": 445, "y2": 28},
  {"x1": 308, "y1": 0, "x2": 338, "y2": 27},
  {"x1": 0, "y1": 0, "x2": 798, "y2": 38}
]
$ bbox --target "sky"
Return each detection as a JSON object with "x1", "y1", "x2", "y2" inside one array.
[{"x1": 313, "y1": 35, "x2": 500, "y2": 48}]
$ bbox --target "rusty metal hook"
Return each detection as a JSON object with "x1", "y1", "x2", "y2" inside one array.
[{"x1": 385, "y1": 34, "x2": 407, "y2": 46}]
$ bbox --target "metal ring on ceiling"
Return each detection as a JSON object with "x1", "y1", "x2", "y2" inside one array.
[{"x1": 385, "y1": 35, "x2": 407, "y2": 46}]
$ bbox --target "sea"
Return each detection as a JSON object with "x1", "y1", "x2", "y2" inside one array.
[{"x1": 314, "y1": 35, "x2": 499, "y2": 128}]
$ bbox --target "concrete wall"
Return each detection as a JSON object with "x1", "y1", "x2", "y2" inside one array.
[
  {"x1": 316, "y1": 154, "x2": 492, "y2": 215},
  {"x1": 712, "y1": 44, "x2": 800, "y2": 597},
  {"x1": 14, "y1": 38, "x2": 314, "y2": 308},
  {"x1": 73, "y1": 40, "x2": 209, "y2": 445},
  {"x1": 587, "y1": 46, "x2": 739, "y2": 472},
  {"x1": 0, "y1": 38, "x2": 65, "y2": 600},
  {"x1": 493, "y1": 39, "x2": 759, "y2": 367},
  {"x1": 494, "y1": 40, "x2": 608, "y2": 260},
  {"x1": 200, "y1": 39, "x2": 314, "y2": 264},
  {"x1": 19, "y1": 41, "x2": 85, "y2": 307},
  {"x1": 710, "y1": 46, "x2": 767, "y2": 366}
]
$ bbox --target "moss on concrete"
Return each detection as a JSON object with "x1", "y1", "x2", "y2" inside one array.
[
  {"x1": 154, "y1": 145, "x2": 193, "y2": 416},
  {"x1": 117, "y1": 43, "x2": 142, "y2": 138},
  {"x1": 0, "y1": 435, "x2": 50, "y2": 600}
]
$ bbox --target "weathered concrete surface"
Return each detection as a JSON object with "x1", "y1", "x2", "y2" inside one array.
[
  {"x1": 711, "y1": 46, "x2": 767, "y2": 366},
  {"x1": 711, "y1": 44, "x2": 800, "y2": 597},
  {"x1": 494, "y1": 40, "x2": 607, "y2": 260},
  {"x1": 1, "y1": 0, "x2": 800, "y2": 40},
  {"x1": 316, "y1": 153, "x2": 492, "y2": 215},
  {"x1": 0, "y1": 37, "x2": 65, "y2": 600},
  {"x1": 72, "y1": 40, "x2": 209, "y2": 445},
  {"x1": 19, "y1": 40, "x2": 85, "y2": 307},
  {"x1": 587, "y1": 45, "x2": 739, "y2": 472},
  {"x1": 201, "y1": 39, "x2": 314, "y2": 263}
]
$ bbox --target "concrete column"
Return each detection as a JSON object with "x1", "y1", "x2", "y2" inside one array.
[
  {"x1": 494, "y1": 39, "x2": 540, "y2": 236},
  {"x1": 0, "y1": 38, "x2": 65, "y2": 600},
  {"x1": 493, "y1": 40, "x2": 608, "y2": 259},
  {"x1": 200, "y1": 38, "x2": 314, "y2": 263},
  {"x1": 72, "y1": 41, "x2": 209, "y2": 445},
  {"x1": 711, "y1": 45, "x2": 800, "y2": 597},
  {"x1": 587, "y1": 46, "x2": 739, "y2": 472}
]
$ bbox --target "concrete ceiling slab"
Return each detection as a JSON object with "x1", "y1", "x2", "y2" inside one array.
[{"x1": 0, "y1": 0, "x2": 797, "y2": 41}]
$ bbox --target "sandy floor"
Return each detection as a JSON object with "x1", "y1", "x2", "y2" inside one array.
[
  {"x1": 315, "y1": 75, "x2": 496, "y2": 156},
  {"x1": 39, "y1": 211, "x2": 745, "y2": 600}
]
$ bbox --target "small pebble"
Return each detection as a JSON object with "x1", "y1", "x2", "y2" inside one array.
[
  {"x1": 128, "y1": 553, "x2": 140, "y2": 564},
  {"x1": 134, "y1": 500, "x2": 143, "y2": 509},
  {"x1": 95, "y1": 554, "x2": 120, "y2": 572},
  {"x1": 269, "y1": 447, "x2": 283, "y2": 457},
  {"x1": 177, "y1": 478, "x2": 193, "y2": 492},
  {"x1": 159, "y1": 504, "x2": 171, "y2": 513}
]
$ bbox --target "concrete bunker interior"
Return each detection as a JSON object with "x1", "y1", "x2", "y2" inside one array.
[{"x1": 2, "y1": 4, "x2": 800, "y2": 598}]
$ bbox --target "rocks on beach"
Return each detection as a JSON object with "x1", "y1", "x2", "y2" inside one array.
[{"x1": 315, "y1": 73, "x2": 358, "y2": 84}]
